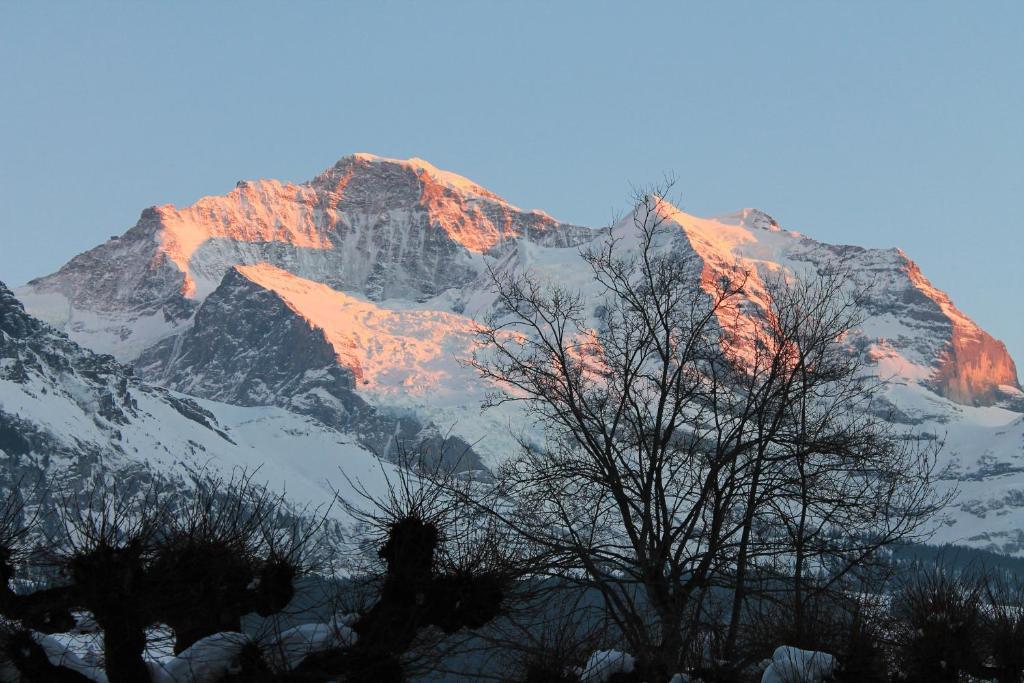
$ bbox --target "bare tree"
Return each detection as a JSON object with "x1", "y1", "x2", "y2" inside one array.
[
  {"x1": 148, "y1": 470, "x2": 325, "y2": 654},
  {"x1": 465, "y1": 184, "x2": 946, "y2": 679},
  {"x1": 54, "y1": 481, "x2": 169, "y2": 683},
  {"x1": 720, "y1": 269, "x2": 950, "y2": 656}
]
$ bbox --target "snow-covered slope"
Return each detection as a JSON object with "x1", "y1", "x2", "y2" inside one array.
[
  {"x1": 0, "y1": 280, "x2": 394, "y2": 533},
  {"x1": 11, "y1": 154, "x2": 1024, "y2": 553}
]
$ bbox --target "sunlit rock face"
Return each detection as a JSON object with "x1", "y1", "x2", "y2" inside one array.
[
  {"x1": 134, "y1": 265, "x2": 482, "y2": 466},
  {"x1": 892, "y1": 257, "x2": 1020, "y2": 406},
  {"x1": 18, "y1": 153, "x2": 589, "y2": 359},
  {"x1": 135, "y1": 265, "x2": 355, "y2": 404},
  {"x1": 623, "y1": 202, "x2": 1020, "y2": 407},
  {"x1": 11, "y1": 153, "x2": 1024, "y2": 553},
  {"x1": 930, "y1": 321, "x2": 1019, "y2": 406}
]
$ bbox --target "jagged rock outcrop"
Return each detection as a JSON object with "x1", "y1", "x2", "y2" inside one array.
[
  {"x1": 2, "y1": 279, "x2": 140, "y2": 427},
  {"x1": 135, "y1": 267, "x2": 357, "y2": 405},
  {"x1": 644, "y1": 203, "x2": 1020, "y2": 406}
]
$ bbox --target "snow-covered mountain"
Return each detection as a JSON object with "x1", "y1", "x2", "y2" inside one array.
[
  {"x1": 18, "y1": 154, "x2": 589, "y2": 360},
  {"x1": 10, "y1": 153, "x2": 1024, "y2": 553}
]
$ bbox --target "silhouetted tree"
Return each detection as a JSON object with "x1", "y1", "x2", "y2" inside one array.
[
  {"x1": 148, "y1": 472, "x2": 320, "y2": 653},
  {"x1": 294, "y1": 453, "x2": 517, "y2": 682},
  {"x1": 0, "y1": 471, "x2": 325, "y2": 683},
  {"x1": 464, "y1": 184, "x2": 946, "y2": 680}
]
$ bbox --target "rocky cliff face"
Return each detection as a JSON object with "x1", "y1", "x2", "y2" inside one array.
[
  {"x1": 893, "y1": 257, "x2": 1020, "y2": 405},
  {"x1": 639, "y1": 203, "x2": 1020, "y2": 407},
  {"x1": 135, "y1": 266, "x2": 355, "y2": 404}
]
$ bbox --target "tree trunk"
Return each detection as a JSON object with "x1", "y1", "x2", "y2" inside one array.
[{"x1": 724, "y1": 450, "x2": 766, "y2": 661}]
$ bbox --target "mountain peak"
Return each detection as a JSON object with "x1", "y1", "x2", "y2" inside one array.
[
  {"x1": 632, "y1": 199, "x2": 784, "y2": 239},
  {"x1": 17, "y1": 153, "x2": 590, "y2": 358},
  {"x1": 10, "y1": 155, "x2": 1024, "y2": 556},
  {"x1": 322, "y1": 152, "x2": 506, "y2": 204}
]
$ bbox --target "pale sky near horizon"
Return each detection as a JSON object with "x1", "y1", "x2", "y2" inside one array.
[{"x1": 1, "y1": 1, "x2": 1021, "y2": 370}]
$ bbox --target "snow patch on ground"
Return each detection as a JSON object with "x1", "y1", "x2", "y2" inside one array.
[
  {"x1": 578, "y1": 649, "x2": 635, "y2": 683},
  {"x1": 760, "y1": 646, "x2": 836, "y2": 683}
]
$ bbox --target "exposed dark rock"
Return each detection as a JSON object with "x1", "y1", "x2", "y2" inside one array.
[{"x1": 135, "y1": 268, "x2": 483, "y2": 468}]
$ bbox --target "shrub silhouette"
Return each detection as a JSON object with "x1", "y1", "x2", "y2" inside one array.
[
  {"x1": 894, "y1": 567, "x2": 984, "y2": 682},
  {"x1": 294, "y1": 513, "x2": 505, "y2": 682}
]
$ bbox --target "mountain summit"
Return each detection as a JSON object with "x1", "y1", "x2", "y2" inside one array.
[{"x1": 19, "y1": 154, "x2": 590, "y2": 358}]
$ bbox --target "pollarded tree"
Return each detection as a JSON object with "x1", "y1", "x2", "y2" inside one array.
[
  {"x1": 147, "y1": 471, "x2": 323, "y2": 654},
  {"x1": 466, "y1": 185, "x2": 946, "y2": 680},
  {"x1": 0, "y1": 471, "x2": 325, "y2": 683},
  {"x1": 300, "y1": 450, "x2": 519, "y2": 682}
]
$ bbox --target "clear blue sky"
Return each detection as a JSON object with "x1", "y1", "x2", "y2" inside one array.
[{"x1": 1, "y1": 1, "x2": 1021, "y2": 369}]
